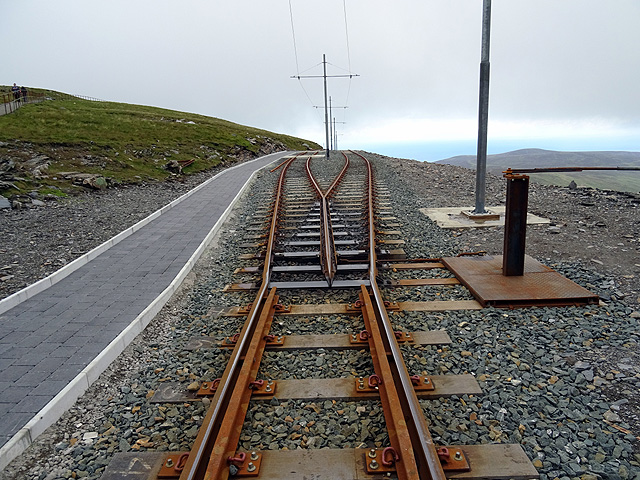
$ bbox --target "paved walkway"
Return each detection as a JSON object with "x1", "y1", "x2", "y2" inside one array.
[{"x1": 0, "y1": 151, "x2": 288, "y2": 468}]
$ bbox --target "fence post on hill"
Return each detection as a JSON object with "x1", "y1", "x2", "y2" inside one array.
[{"x1": 473, "y1": 0, "x2": 492, "y2": 214}]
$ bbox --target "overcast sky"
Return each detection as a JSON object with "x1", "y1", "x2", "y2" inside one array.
[{"x1": 3, "y1": 1, "x2": 640, "y2": 159}]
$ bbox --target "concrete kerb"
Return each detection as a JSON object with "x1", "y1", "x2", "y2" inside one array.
[
  {"x1": 0, "y1": 153, "x2": 287, "y2": 316},
  {"x1": 0, "y1": 152, "x2": 285, "y2": 471}
]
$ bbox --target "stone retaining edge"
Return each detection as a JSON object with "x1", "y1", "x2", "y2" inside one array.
[{"x1": 0, "y1": 152, "x2": 285, "y2": 471}]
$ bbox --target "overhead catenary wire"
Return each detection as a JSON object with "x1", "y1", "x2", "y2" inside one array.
[
  {"x1": 342, "y1": 0, "x2": 353, "y2": 127},
  {"x1": 287, "y1": 1, "x2": 358, "y2": 148},
  {"x1": 288, "y1": 1, "x2": 323, "y2": 121},
  {"x1": 288, "y1": 0, "x2": 300, "y2": 76}
]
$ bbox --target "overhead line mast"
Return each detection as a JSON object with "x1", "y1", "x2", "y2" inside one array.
[{"x1": 292, "y1": 54, "x2": 358, "y2": 159}]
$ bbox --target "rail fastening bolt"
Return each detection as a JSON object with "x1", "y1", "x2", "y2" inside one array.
[
  {"x1": 454, "y1": 451, "x2": 462, "y2": 461},
  {"x1": 369, "y1": 460, "x2": 379, "y2": 470},
  {"x1": 368, "y1": 448, "x2": 377, "y2": 458},
  {"x1": 250, "y1": 451, "x2": 259, "y2": 461},
  {"x1": 166, "y1": 459, "x2": 174, "y2": 468},
  {"x1": 247, "y1": 462, "x2": 256, "y2": 472}
]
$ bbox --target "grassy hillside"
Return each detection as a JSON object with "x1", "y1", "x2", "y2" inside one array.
[
  {"x1": 0, "y1": 88, "x2": 319, "y2": 197},
  {"x1": 436, "y1": 149, "x2": 640, "y2": 193}
]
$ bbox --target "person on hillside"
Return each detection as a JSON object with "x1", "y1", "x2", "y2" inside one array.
[
  {"x1": 20, "y1": 86, "x2": 27, "y2": 103},
  {"x1": 11, "y1": 83, "x2": 20, "y2": 102}
]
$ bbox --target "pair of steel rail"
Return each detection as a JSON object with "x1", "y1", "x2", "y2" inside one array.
[{"x1": 166, "y1": 151, "x2": 453, "y2": 479}]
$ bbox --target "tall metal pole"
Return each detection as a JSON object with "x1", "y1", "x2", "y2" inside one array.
[
  {"x1": 323, "y1": 54, "x2": 330, "y2": 159},
  {"x1": 334, "y1": 118, "x2": 337, "y2": 150},
  {"x1": 473, "y1": 0, "x2": 491, "y2": 214}
]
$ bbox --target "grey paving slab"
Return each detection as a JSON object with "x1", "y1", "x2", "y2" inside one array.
[{"x1": 0, "y1": 151, "x2": 288, "y2": 459}]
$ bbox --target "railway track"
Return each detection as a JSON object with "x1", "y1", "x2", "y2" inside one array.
[{"x1": 102, "y1": 151, "x2": 538, "y2": 480}]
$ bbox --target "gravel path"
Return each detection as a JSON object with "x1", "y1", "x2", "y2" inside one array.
[{"x1": 1, "y1": 153, "x2": 639, "y2": 480}]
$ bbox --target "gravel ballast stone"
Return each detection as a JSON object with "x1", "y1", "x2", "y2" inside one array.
[{"x1": 1, "y1": 153, "x2": 638, "y2": 480}]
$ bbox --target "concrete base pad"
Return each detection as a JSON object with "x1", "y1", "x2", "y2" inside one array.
[{"x1": 420, "y1": 206, "x2": 550, "y2": 229}]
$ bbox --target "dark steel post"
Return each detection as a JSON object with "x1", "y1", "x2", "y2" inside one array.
[
  {"x1": 503, "y1": 174, "x2": 529, "y2": 276},
  {"x1": 474, "y1": 0, "x2": 492, "y2": 214}
]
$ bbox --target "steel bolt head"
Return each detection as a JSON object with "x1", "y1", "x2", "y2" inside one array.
[
  {"x1": 369, "y1": 460, "x2": 379, "y2": 470},
  {"x1": 166, "y1": 459, "x2": 174, "y2": 468},
  {"x1": 368, "y1": 448, "x2": 377, "y2": 458},
  {"x1": 247, "y1": 462, "x2": 256, "y2": 472},
  {"x1": 454, "y1": 451, "x2": 462, "y2": 461},
  {"x1": 250, "y1": 451, "x2": 259, "y2": 461}
]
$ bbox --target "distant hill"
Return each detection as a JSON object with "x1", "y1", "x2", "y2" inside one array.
[
  {"x1": 0, "y1": 87, "x2": 320, "y2": 197},
  {"x1": 435, "y1": 149, "x2": 640, "y2": 193}
]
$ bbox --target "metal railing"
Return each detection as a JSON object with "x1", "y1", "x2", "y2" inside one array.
[
  {"x1": 1, "y1": 89, "x2": 46, "y2": 115},
  {"x1": 1, "y1": 89, "x2": 106, "y2": 116}
]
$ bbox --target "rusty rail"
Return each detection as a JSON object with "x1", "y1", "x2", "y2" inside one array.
[
  {"x1": 351, "y1": 149, "x2": 447, "y2": 480},
  {"x1": 168, "y1": 151, "x2": 444, "y2": 479},
  {"x1": 178, "y1": 155, "x2": 298, "y2": 480},
  {"x1": 304, "y1": 154, "x2": 349, "y2": 286}
]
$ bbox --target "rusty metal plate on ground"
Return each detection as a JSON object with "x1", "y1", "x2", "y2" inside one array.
[
  {"x1": 99, "y1": 452, "x2": 166, "y2": 479},
  {"x1": 442, "y1": 255, "x2": 599, "y2": 308}
]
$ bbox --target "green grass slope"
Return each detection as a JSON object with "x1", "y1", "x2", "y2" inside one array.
[
  {"x1": 0, "y1": 88, "x2": 319, "y2": 197},
  {"x1": 436, "y1": 149, "x2": 640, "y2": 193}
]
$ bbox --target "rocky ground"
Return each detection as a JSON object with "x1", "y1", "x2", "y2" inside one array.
[
  {"x1": 1, "y1": 152, "x2": 639, "y2": 480},
  {"x1": 376, "y1": 154, "x2": 640, "y2": 305}
]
